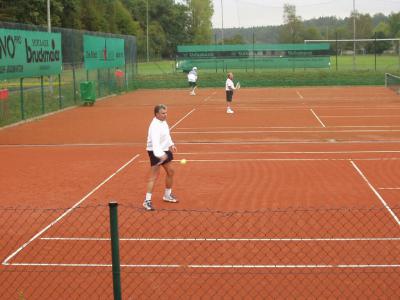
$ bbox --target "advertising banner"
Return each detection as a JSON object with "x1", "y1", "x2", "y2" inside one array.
[
  {"x1": 0, "y1": 28, "x2": 62, "y2": 80},
  {"x1": 83, "y1": 35, "x2": 125, "y2": 70}
]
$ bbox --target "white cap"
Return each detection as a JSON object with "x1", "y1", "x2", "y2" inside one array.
[{"x1": 193, "y1": 67, "x2": 197, "y2": 70}]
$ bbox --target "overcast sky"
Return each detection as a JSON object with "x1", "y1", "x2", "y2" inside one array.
[{"x1": 211, "y1": 0, "x2": 400, "y2": 28}]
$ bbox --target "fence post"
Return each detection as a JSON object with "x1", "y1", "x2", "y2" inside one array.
[
  {"x1": 72, "y1": 66, "x2": 77, "y2": 104},
  {"x1": 19, "y1": 78, "x2": 24, "y2": 120},
  {"x1": 109, "y1": 202, "x2": 122, "y2": 300},
  {"x1": 40, "y1": 76, "x2": 45, "y2": 114},
  {"x1": 58, "y1": 74, "x2": 62, "y2": 109}
]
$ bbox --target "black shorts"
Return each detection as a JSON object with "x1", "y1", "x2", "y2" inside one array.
[
  {"x1": 226, "y1": 90, "x2": 234, "y2": 102},
  {"x1": 189, "y1": 81, "x2": 197, "y2": 87},
  {"x1": 148, "y1": 150, "x2": 174, "y2": 166}
]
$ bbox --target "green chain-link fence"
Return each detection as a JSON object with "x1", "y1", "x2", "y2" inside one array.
[
  {"x1": 1, "y1": 204, "x2": 400, "y2": 298},
  {"x1": 0, "y1": 22, "x2": 137, "y2": 127}
]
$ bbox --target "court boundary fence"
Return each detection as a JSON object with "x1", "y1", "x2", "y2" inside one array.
[
  {"x1": 0, "y1": 22, "x2": 137, "y2": 127},
  {"x1": 1, "y1": 203, "x2": 400, "y2": 298}
]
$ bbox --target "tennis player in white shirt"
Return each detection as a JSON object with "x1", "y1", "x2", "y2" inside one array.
[
  {"x1": 143, "y1": 104, "x2": 178, "y2": 211},
  {"x1": 187, "y1": 67, "x2": 198, "y2": 95},
  {"x1": 225, "y1": 72, "x2": 237, "y2": 113}
]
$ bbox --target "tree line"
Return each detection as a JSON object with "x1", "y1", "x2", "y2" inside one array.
[
  {"x1": 0, "y1": 0, "x2": 213, "y2": 60},
  {"x1": 217, "y1": 5, "x2": 400, "y2": 54},
  {"x1": 1, "y1": 1, "x2": 399, "y2": 58}
]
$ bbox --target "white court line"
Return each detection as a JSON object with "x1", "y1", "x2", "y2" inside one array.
[
  {"x1": 2, "y1": 108, "x2": 198, "y2": 266},
  {"x1": 321, "y1": 115, "x2": 400, "y2": 118},
  {"x1": 203, "y1": 91, "x2": 217, "y2": 102},
  {"x1": 350, "y1": 160, "x2": 400, "y2": 227},
  {"x1": 1, "y1": 154, "x2": 141, "y2": 266},
  {"x1": 4, "y1": 140, "x2": 400, "y2": 148},
  {"x1": 310, "y1": 109, "x2": 326, "y2": 128},
  {"x1": 379, "y1": 187, "x2": 400, "y2": 190},
  {"x1": 173, "y1": 129, "x2": 400, "y2": 133},
  {"x1": 138, "y1": 158, "x2": 400, "y2": 163},
  {"x1": 176, "y1": 150, "x2": 400, "y2": 155},
  {"x1": 0, "y1": 142, "x2": 140, "y2": 148},
  {"x1": 41, "y1": 237, "x2": 400, "y2": 242},
  {"x1": 7, "y1": 262, "x2": 400, "y2": 269},
  {"x1": 170, "y1": 108, "x2": 196, "y2": 130},
  {"x1": 296, "y1": 91, "x2": 304, "y2": 99},
  {"x1": 177, "y1": 125, "x2": 400, "y2": 130},
  {"x1": 178, "y1": 140, "x2": 400, "y2": 145}
]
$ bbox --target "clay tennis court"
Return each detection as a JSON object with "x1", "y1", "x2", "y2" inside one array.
[{"x1": 1, "y1": 86, "x2": 400, "y2": 298}]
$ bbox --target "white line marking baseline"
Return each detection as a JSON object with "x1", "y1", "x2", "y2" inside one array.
[
  {"x1": 138, "y1": 158, "x2": 400, "y2": 163},
  {"x1": 321, "y1": 115, "x2": 400, "y2": 118},
  {"x1": 176, "y1": 150, "x2": 400, "y2": 155},
  {"x1": 40, "y1": 237, "x2": 400, "y2": 242},
  {"x1": 176, "y1": 125, "x2": 400, "y2": 130},
  {"x1": 7, "y1": 262, "x2": 400, "y2": 269},
  {"x1": 173, "y1": 129, "x2": 400, "y2": 134},
  {"x1": 350, "y1": 160, "x2": 400, "y2": 227},
  {"x1": 379, "y1": 187, "x2": 400, "y2": 190}
]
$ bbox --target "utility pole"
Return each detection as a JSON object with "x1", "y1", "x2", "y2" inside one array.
[
  {"x1": 146, "y1": 0, "x2": 149, "y2": 62},
  {"x1": 221, "y1": 0, "x2": 224, "y2": 44},
  {"x1": 47, "y1": 0, "x2": 51, "y2": 33},
  {"x1": 353, "y1": 0, "x2": 356, "y2": 70}
]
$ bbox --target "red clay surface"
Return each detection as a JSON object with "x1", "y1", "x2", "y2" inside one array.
[{"x1": 1, "y1": 86, "x2": 400, "y2": 298}]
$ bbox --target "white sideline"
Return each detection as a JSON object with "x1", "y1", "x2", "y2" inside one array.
[
  {"x1": 2, "y1": 106, "x2": 198, "y2": 266},
  {"x1": 310, "y1": 108, "x2": 326, "y2": 128},
  {"x1": 2, "y1": 154, "x2": 141, "y2": 266},
  {"x1": 296, "y1": 91, "x2": 304, "y2": 99},
  {"x1": 350, "y1": 160, "x2": 400, "y2": 227}
]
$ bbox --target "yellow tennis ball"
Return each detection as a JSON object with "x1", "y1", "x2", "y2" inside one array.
[{"x1": 180, "y1": 159, "x2": 187, "y2": 165}]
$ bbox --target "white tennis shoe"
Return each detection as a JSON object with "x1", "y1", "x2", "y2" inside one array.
[
  {"x1": 143, "y1": 200, "x2": 154, "y2": 211},
  {"x1": 163, "y1": 194, "x2": 178, "y2": 203},
  {"x1": 227, "y1": 108, "x2": 234, "y2": 114}
]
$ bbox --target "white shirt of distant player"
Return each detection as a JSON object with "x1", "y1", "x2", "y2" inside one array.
[
  {"x1": 146, "y1": 117, "x2": 174, "y2": 158},
  {"x1": 225, "y1": 78, "x2": 235, "y2": 91},
  {"x1": 187, "y1": 70, "x2": 197, "y2": 82}
]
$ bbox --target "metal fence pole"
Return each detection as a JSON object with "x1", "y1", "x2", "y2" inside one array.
[
  {"x1": 40, "y1": 76, "x2": 45, "y2": 114},
  {"x1": 19, "y1": 78, "x2": 24, "y2": 120},
  {"x1": 109, "y1": 202, "x2": 122, "y2": 300},
  {"x1": 58, "y1": 74, "x2": 62, "y2": 108}
]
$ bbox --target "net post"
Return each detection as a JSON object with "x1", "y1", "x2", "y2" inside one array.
[
  {"x1": 385, "y1": 73, "x2": 387, "y2": 88},
  {"x1": 109, "y1": 201, "x2": 122, "y2": 300}
]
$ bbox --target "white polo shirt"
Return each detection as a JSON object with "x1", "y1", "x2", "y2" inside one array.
[
  {"x1": 146, "y1": 117, "x2": 174, "y2": 158},
  {"x1": 188, "y1": 70, "x2": 197, "y2": 82},
  {"x1": 225, "y1": 78, "x2": 235, "y2": 91}
]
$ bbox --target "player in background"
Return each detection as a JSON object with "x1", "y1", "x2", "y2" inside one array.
[
  {"x1": 225, "y1": 72, "x2": 240, "y2": 113},
  {"x1": 187, "y1": 67, "x2": 198, "y2": 95}
]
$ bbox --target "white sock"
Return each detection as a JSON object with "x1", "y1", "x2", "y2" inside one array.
[
  {"x1": 145, "y1": 193, "x2": 152, "y2": 201},
  {"x1": 165, "y1": 188, "x2": 172, "y2": 196}
]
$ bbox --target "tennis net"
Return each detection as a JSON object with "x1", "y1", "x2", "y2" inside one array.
[{"x1": 385, "y1": 73, "x2": 400, "y2": 94}]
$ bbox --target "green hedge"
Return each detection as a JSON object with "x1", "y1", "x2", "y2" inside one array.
[{"x1": 133, "y1": 70, "x2": 391, "y2": 89}]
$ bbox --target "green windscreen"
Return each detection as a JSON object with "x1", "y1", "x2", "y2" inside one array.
[
  {"x1": 385, "y1": 73, "x2": 400, "y2": 94},
  {"x1": 176, "y1": 43, "x2": 331, "y2": 71}
]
